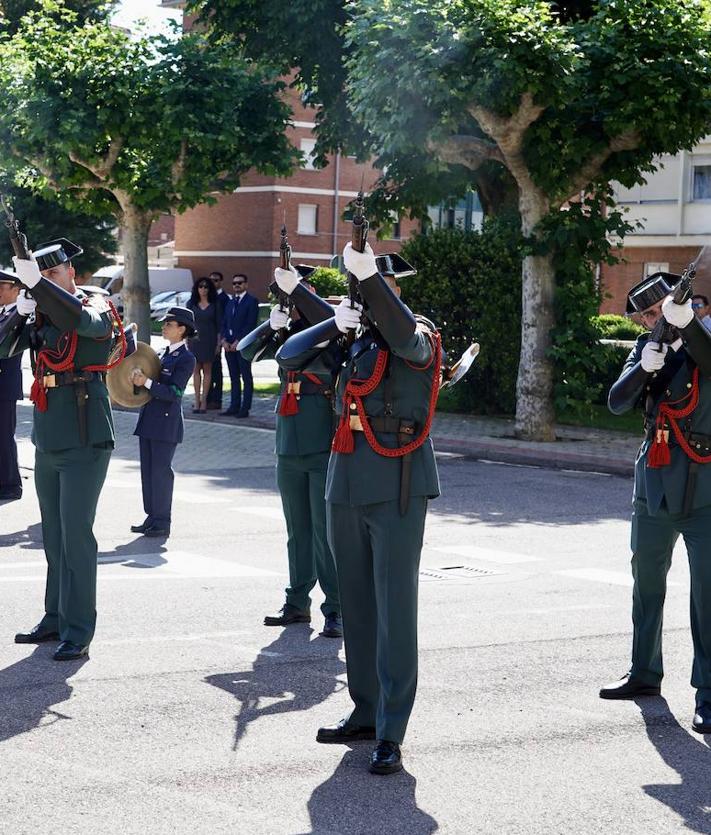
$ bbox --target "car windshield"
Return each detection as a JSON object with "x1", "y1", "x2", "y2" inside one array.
[{"x1": 150, "y1": 291, "x2": 175, "y2": 305}]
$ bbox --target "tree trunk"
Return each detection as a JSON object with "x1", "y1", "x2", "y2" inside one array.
[
  {"x1": 120, "y1": 207, "x2": 153, "y2": 344},
  {"x1": 514, "y1": 190, "x2": 556, "y2": 441},
  {"x1": 473, "y1": 162, "x2": 519, "y2": 219}
]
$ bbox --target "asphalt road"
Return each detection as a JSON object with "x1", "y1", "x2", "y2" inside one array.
[{"x1": 1, "y1": 404, "x2": 709, "y2": 834}]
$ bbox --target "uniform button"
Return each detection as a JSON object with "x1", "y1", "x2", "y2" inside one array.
[
  {"x1": 687, "y1": 383, "x2": 692, "y2": 389},
  {"x1": 165, "y1": 413, "x2": 169, "y2": 417},
  {"x1": 666, "y1": 390, "x2": 671, "y2": 396},
  {"x1": 350, "y1": 403, "x2": 357, "y2": 411}
]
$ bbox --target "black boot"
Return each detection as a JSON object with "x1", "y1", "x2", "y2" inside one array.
[
  {"x1": 599, "y1": 673, "x2": 661, "y2": 700},
  {"x1": 263, "y1": 604, "x2": 310, "y2": 626},
  {"x1": 369, "y1": 740, "x2": 402, "y2": 775}
]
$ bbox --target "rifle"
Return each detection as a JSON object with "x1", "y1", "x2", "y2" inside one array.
[
  {"x1": 276, "y1": 224, "x2": 293, "y2": 340},
  {"x1": 0, "y1": 194, "x2": 31, "y2": 261},
  {"x1": 650, "y1": 259, "x2": 697, "y2": 351},
  {"x1": 346, "y1": 190, "x2": 369, "y2": 344}
]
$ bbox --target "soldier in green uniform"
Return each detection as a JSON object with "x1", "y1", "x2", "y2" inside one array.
[
  {"x1": 600, "y1": 272, "x2": 711, "y2": 734},
  {"x1": 0, "y1": 240, "x2": 120, "y2": 661},
  {"x1": 278, "y1": 242, "x2": 441, "y2": 775},
  {"x1": 238, "y1": 267, "x2": 342, "y2": 638}
]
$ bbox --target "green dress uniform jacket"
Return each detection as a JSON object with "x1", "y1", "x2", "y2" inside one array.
[
  {"x1": 241, "y1": 313, "x2": 340, "y2": 617},
  {"x1": 0, "y1": 289, "x2": 116, "y2": 646},
  {"x1": 278, "y1": 272, "x2": 441, "y2": 744},
  {"x1": 609, "y1": 322, "x2": 711, "y2": 702}
]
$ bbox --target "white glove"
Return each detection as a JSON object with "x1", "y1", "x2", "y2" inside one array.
[
  {"x1": 273, "y1": 266, "x2": 300, "y2": 295},
  {"x1": 15, "y1": 290, "x2": 37, "y2": 317},
  {"x1": 269, "y1": 305, "x2": 290, "y2": 331},
  {"x1": 343, "y1": 241, "x2": 377, "y2": 281},
  {"x1": 641, "y1": 341, "x2": 668, "y2": 373},
  {"x1": 334, "y1": 298, "x2": 363, "y2": 333},
  {"x1": 661, "y1": 295, "x2": 694, "y2": 329},
  {"x1": 12, "y1": 256, "x2": 42, "y2": 288}
]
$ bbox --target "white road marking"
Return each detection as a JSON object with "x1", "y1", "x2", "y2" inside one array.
[
  {"x1": 477, "y1": 459, "x2": 542, "y2": 470},
  {"x1": 556, "y1": 568, "x2": 681, "y2": 587},
  {"x1": 240, "y1": 506, "x2": 285, "y2": 522},
  {"x1": 430, "y1": 545, "x2": 540, "y2": 564}
]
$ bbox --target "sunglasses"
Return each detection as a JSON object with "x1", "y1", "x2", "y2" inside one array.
[
  {"x1": 233, "y1": 281, "x2": 245, "y2": 286},
  {"x1": 197, "y1": 284, "x2": 210, "y2": 289},
  {"x1": 692, "y1": 303, "x2": 705, "y2": 309}
]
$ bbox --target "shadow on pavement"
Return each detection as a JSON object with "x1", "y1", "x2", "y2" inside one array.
[
  {"x1": 299, "y1": 747, "x2": 437, "y2": 835},
  {"x1": 0, "y1": 645, "x2": 87, "y2": 744},
  {"x1": 636, "y1": 696, "x2": 711, "y2": 834},
  {"x1": 205, "y1": 624, "x2": 345, "y2": 751},
  {"x1": 0, "y1": 521, "x2": 43, "y2": 550},
  {"x1": 98, "y1": 537, "x2": 168, "y2": 567}
]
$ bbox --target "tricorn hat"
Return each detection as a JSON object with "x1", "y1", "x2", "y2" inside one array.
[
  {"x1": 34, "y1": 238, "x2": 83, "y2": 272},
  {"x1": 375, "y1": 253, "x2": 416, "y2": 280},
  {"x1": 294, "y1": 264, "x2": 316, "y2": 279},
  {"x1": 159, "y1": 305, "x2": 196, "y2": 336},
  {"x1": 626, "y1": 271, "x2": 682, "y2": 315},
  {"x1": 0, "y1": 268, "x2": 20, "y2": 285}
]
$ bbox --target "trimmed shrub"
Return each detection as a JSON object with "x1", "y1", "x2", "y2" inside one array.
[
  {"x1": 400, "y1": 219, "x2": 523, "y2": 414},
  {"x1": 592, "y1": 313, "x2": 644, "y2": 340}
]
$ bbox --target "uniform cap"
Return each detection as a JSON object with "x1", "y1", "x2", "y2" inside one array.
[
  {"x1": 626, "y1": 271, "x2": 681, "y2": 314},
  {"x1": 33, "y1": 238, "x2": 83, "y2": 272}
]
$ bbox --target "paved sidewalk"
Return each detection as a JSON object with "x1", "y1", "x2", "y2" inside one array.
[{"x1": 181, "y1": 395, "x2": 641, "y2": 477}]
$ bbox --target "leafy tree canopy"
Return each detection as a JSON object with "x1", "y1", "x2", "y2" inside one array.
[
  {"x1": 0, "y1": 0, "x2": 114, "y2": 32},
  {"x1": 0, "y1": 181, "x2": 117, "y2": 275}
]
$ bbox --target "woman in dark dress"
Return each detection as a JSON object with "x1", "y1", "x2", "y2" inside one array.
[{"x1": 187, "y1": 278, "x2": 220, "y2": 412}]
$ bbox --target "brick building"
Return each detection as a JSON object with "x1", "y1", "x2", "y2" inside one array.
[
  {"x1": 602, "y1": 136, "x2": 711, "y2": 313},
  {"x1": 161, "y1": 0, "x2": 419, "y2": 300}
]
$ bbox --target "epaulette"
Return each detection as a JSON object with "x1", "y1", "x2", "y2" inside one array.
[
  {"x1": 84, "y1": 294, "x2": 110, "y2": 314},
  {"x1": 414, "y1": 314, "x2": 437, "y2": 334}
]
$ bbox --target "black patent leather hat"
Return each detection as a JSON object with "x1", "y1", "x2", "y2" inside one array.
[
  {"x1": 626, "y1": 271, "x2": 681, "y2": 314},
  {"x1": 34, "y1": 238, "x2": 83, "y2": 272}
]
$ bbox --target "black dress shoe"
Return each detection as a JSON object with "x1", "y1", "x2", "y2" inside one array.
[
  {"x1": 130, "y1": 520, "x2": 151, "y2": 533},
  {"x1": 316, "y1": 718, "x2": 376, "y2": 744},
  {"x1": 692, "y1": 702, "x2": 711, "y2": 734},
  {"x1": 220, "y1": 409, "x2": 238, "y2": 416},
  {"x1": 14, "y1": 624, "x2": 60, "y2": 644},
  {"x1": 144, "y1": 525, "x2": 170, "y2": 538},
  {"x1": 321, "y1": 612, "x2": 343, "y2": 638},
  {"x1": 235, "y1": 410, "x2": 250, "y2": 418},
  {"x1": 53, "y1": 641, "x2": 89, "y2": 661},
  {"x1": 264, "y1": 603, "x2": 310, "y2": 626},
  {"x1": 599, "y1": 673, "x2": 661, "y2": 700},
  {"x1": 369, "y1": 740, "x2": 402, "y2": 775}
]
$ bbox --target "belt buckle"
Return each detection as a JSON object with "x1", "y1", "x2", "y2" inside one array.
[
  {"x1": 43, "y1": 375, "x2": 56, "y2": 389},
  {"x1": 349, "y1": 414, "x2": 363, "y2": 432},
  {"x1": 287, "y1": 381, "x2": 301, "y2": 395}
]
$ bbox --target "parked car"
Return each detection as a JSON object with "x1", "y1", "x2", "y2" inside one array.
[
  {"x1": 150, "y1": 289, "x2": 191, "y2": 320},
  {"x1": 91, "y1": 265, "x2": 193, "y2": 312},
  {"x1": 77, "y1": 285, "x2": 110, "y2": 299}
]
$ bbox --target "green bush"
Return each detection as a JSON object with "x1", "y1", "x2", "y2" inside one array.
[
  {"x1": 591, "y1": 313, "x2": 644, "y2": 340},
  {"x1": 400, "y1": 219, "x2": 523, "y2": 414},
  {"x1": 308, "y1": 267, "x2": 348, "y2": 297}
]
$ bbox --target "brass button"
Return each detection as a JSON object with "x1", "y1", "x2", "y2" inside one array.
[
  {"x1": 687, "y1": 383, "x2": 693, "y2": 389},
  {"x1": 350, "y1": 403, "x2": 357, "y2": 411}
]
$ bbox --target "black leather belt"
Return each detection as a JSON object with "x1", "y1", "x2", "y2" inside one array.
[
  {"x1": 283, "y1": 379, "x2": 332, "y2": 397},
  {"x1": 42, "y1": 370, "x2": 104, "y2": 388}
]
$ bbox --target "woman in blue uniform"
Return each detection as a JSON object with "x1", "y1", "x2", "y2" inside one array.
[{"x1": 130, "y1": 306, "x2": 196, "y2": 538}]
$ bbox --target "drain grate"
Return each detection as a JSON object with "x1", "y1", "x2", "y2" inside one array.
[{"x1": 419, "y1": 564, "x2": 502, "y2": 582}]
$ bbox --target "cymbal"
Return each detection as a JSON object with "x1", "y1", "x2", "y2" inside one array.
[{"x1": 107, "y1": 342, "x2": 161, "y2": 408}]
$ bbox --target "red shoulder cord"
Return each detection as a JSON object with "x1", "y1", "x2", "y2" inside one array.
[
  {"x1": 332, "y1": 329, "x2": 442, "y2": 455},
  {"x1": 30, "y1": 299, "x2": 127, "y2": 413},
  {"x1": 647, "y1": 367, "x2": 711, "y2": 467},
  {"x1": 278, "y1": 371, "x2": 327, "y2": 416}
]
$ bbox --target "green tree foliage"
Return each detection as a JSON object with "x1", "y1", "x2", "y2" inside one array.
[
  {"x1": 400, "y1": 221, "x2": 523, "y2": 414},
  {"x1": 345, "y1": 0, "x2": 711, "y2": 439},
  {"x1": 0, "y1": 2, "x2": 299, "y2": 339},
  {"x1": 0, "y1": 0, "x2": 114, "y2": 32},
  {"x1": 307, "y1": 267, "x2": 348, "y2": 297},
  {"x1": 0, "y1": 184, "x2": 116, "y2": 275}
]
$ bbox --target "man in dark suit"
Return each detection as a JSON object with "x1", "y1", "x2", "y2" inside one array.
[
  {"x1": 0, "y1": 270, "x2": 23, "y2": 501},
  {"x1": 221, "y1": 273, "x2": 258, "y2": 418},
  {"x1": 130, "y1": 307, "x2": 196, "y2": 538},
  {"x1": 207, "y1": 271, "x2": 229, "y2": 410}
]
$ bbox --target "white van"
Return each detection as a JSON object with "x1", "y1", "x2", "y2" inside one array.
[{"x1": 92, "y1": 265, "x2": 193, "y2": 312}]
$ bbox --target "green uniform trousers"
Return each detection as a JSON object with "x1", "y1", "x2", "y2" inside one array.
[
  {"x1": 326, "y1": 497, "x2": 427, "y2": 744},
  {"x1": 630, "y1": 498, "x2": 711, "y2": 702},
  {"x1": 35, "y1": 445, "x2": 111, "y2": 646},
  {"x1": 277, "y1": 452, "x2": 340, "y2": 617}
]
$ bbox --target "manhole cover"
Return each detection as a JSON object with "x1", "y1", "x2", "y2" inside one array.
[{"x1": 420, "y1": 565, "x2": 502, "y2": 582}]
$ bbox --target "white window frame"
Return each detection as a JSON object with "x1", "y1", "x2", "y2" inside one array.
[
  {"x1": 300, "y1": 138, "x2": 317, "y2": 171},
  {"x1": 297, "y1": 204, "x2": 318, "y2": 235},
  {"x1": 645, "y1": 262, "x2": 670, "y2": 276}
]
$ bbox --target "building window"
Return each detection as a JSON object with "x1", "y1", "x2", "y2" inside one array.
[
  {"x1": 298, "y1": 204, "x2": 318, "y2": 235},
  {"x1": 645, "y1": 262, "x2": 669, "y2": 276},
  {"x1": 692, "y1": 165, "x2": 711, "y2": 200},
  {"x1": 300, "y1": 138, "x2": 317, "y2": 171},
  {"x1": 387, "y1": 211, "x2": 401, "y2": 240},
  {"x1": 426, "y1": 191, "x2": 483, "y2": 232}
]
